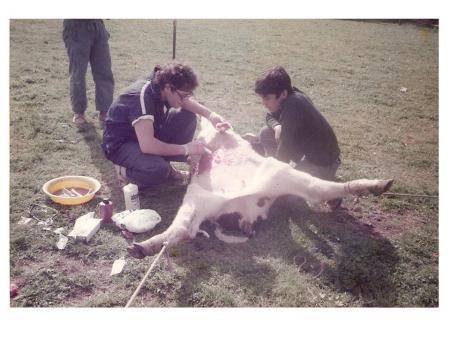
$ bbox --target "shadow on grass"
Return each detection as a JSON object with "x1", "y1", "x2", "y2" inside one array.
[
  {"x1": 281, "y1": 199, "x2": 400, "y2": 307},
  {"x1": 73, "y1": 124, "x2": 398, "y2": 306},
  {"x1": 75, "y1": 123, "x2": 123, "y2": 205},
  {"x1": 174, "y1": 230, "x2": 279, "y2": 306},
  {"x1": 160, "y1": 197, "x2": 399, "y2": 307}
]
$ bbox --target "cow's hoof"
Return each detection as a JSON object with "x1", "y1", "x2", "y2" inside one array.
[
  {"x1": 369, "y1": 179, "x2": 394, "y2": 196},
  {"x1": 127, "y1": 243, "x2": 147, "y2": 259}
]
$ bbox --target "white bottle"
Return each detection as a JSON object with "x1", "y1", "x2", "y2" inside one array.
[{"x1": 123, "y1": 183, "x2": 140, "y2": 210}]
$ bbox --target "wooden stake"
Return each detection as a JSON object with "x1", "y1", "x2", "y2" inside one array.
[
  {"x1": 125, "y1": 242, "x2": 168, "y2": 307},
  {"x1": 172, "y1": 20, "x2": 177, "y2": 60}
]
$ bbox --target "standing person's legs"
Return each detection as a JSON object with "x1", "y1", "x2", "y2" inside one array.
[
  {"x1": 63, "y1": 21, "x2": 92, "y2": 123},
  {"x1": 90, "y1": 21, "x2": 114, "y2": 120},
  {"x1": 108, "y1": 142, "x2": 171, "y2": 189},
  {"x1": 156, "y1": 108, "x2": 197, "y2": 162}
]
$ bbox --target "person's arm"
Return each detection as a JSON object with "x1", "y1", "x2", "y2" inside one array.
[
  {"x1": 276, "y1": 106, "x2": 304, "y2": 163},
  {"x1": 265, "y1": 112, "x2": 281, "y2": 130},
  {"x1": 134, "y1": 119, "x2": 206, "y2": 156},
  {"x1": 266, "y1": 113, "x2": 282, "y2": 140},
  {"x1": 182, "y1": 98, "x2": 231, "y2": 130}
]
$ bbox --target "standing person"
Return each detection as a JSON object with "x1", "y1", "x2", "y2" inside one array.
[
  {"x1": 245, "y1": 66, "x2": 341, "y2": 181},
  {"x1": 102, "y1": 62, "x2": 230, "y2": 189},
  {"x1": 63, "y1": 19, "x2": 114, "y2": 125}
]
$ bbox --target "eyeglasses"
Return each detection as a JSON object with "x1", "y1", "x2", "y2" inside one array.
[{"x1": 171, "y1": 86, "x2": 193, "y2": 100}]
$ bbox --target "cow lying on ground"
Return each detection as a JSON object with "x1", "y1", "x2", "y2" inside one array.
[{"x1": 127, "y1": 118, "x2": 393, "y2": 258}]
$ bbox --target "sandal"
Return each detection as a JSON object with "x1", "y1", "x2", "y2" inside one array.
[
  {"x1": 168, "y1": 165, "x2": 190, "y2": 181},
  {"x1": 72, "y1": 113, "x2": 87, "y2": 126}
]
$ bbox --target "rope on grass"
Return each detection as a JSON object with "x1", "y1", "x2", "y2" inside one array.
[
  {"x1": 383, "y1": 192, "x2": 438, "y2": 199},
  {"x1": 125, "y1": 241, "x2": 168, "y2": 308},
  {"x1": 294, "y1": 256, "x2": 307, "y2": 271},
  {"x1": 294, "y1": 255, "x2": 325, "y2": 278}
]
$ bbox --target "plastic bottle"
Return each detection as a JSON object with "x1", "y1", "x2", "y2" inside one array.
[
  {"x1": 123, "y1": 183, "x2": 140, "y2": 210},
  {"x1": 98, "y1": 198, "x2": 113, "y2": 223}
]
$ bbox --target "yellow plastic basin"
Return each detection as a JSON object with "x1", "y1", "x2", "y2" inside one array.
[{"x1": 42, "y1": 176, "x2": 101, "y2": 205}]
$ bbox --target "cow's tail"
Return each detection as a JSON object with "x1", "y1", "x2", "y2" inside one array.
[{"x1": 212, "y1": 222, "x2": 249, "y2": 244}]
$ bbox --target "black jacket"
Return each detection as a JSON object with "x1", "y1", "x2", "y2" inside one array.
[{"x1": 266, "y1": 88, "x2": 340, "y2": 166}]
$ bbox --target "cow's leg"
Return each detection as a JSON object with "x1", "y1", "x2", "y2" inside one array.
[
  {"x1": 128, "y1": 188, "x2": 223, "y2": 258},
  {"x1": 127, "y1": 225, "x2": 190, "y2": 259},
  {"x1": 127, "y1": 203, "x2": 196, "y2": 258},
  {"x1": 308, "y1": 177, "x2": 394, "y2": 203},
  {"x1": 345, "y1": 178, "x2": 394, "y2": 196},
  {"x1": 127, "y1": 200, "x2": 216, "y2": 259},
  {"x1": 302, "y1": 177, "x2": 394, "y2": 204},
  {"x1": 272, "y1": 165, "x2": 393, "y2": 204}
]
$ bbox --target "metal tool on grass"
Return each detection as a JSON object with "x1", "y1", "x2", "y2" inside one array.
[
  {"x1": 125, "y1": 241, "x2": 169, "y2": 307},
  {"x1": 29, "y1": 204, "x2": 58, "y2": 224}
]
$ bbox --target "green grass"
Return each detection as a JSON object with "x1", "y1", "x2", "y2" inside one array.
[{"x1": 10, "y1": 19, "x2": 438, "y2": 307}]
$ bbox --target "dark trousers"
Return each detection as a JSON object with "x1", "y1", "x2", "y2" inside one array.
[
  {"x1": 108, "y1": 109, "x2": 197, "y2": 188},
  {"x1": 257, "y1": 125, "x2": 340, "y2": 180},
  {"x1": 63, "y1": 19, "x2": 114, "y2": 114}
]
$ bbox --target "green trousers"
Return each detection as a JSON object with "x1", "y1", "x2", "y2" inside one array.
[{"x1": 63, "y1": 19, "x2": 114, "y2": 114}]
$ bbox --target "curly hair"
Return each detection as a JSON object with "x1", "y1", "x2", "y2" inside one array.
[
  {"x1": 255, "y1": 66, "x2": 293, "y2": 97},
  {"x1": 153, "y1": 62, "x2": 198, "y2": 92}
]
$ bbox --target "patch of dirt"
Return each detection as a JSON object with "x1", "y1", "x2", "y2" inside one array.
[
  {"x1": 344, "y1": 199, "x2": 423, "y2": 237},
  {"x1": 11, "y1": 252, "x2": 115, "y2": 304}
]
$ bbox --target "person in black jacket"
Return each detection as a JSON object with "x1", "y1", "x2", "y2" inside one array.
[{"x1": 246, "y1": 66, "x2": 341, "y2": 181}]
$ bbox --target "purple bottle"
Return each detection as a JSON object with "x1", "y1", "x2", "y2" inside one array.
[{"x1": 98, "y1": 198, "x2": 113, "y2": 223}]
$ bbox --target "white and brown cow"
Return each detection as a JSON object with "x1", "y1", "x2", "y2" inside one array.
[{"x1": 127, "y1": 118, "x2": 393, "y2": 258}]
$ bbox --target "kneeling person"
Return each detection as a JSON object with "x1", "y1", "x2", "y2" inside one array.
[
  {"x1": 102, "y1": 62, "x2": 229, "y2": 188},
  {"x1": 250, "y1": 66, "x2": 341, "y2": 181}
]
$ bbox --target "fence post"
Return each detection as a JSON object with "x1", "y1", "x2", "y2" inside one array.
[{"x1": 172, "y1": 20, "x2": 177, "y2": 60}]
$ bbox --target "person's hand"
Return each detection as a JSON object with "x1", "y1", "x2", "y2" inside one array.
[
  {"x1": 186, "y1": 141, "x2": 209, "y2": 155},
  {"x1": 215, "y1": 121, "x2": 231, "y2": 132},
  {"x1": 209, "y1": 112, "x2": 231, "y2": 132},
  {"x1": 274, "y1": 125, "x2": 282, "y2": 140}
]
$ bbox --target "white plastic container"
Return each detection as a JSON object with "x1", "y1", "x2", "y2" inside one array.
[{"x1": 122, "y1": 183, "x2": 140, "y2": 210}]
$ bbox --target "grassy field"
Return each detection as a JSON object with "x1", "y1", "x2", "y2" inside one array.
[{"x1": 9, "y1": 19, "x2": 438, "y2": 307}]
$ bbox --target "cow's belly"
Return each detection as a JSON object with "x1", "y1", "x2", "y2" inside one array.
[
  {"x1": 189, "y1": 148, "x2": 284, "y2": 228},
  {"x1": 194, "y1": 147, "x2": 264, "y2": 197}
]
